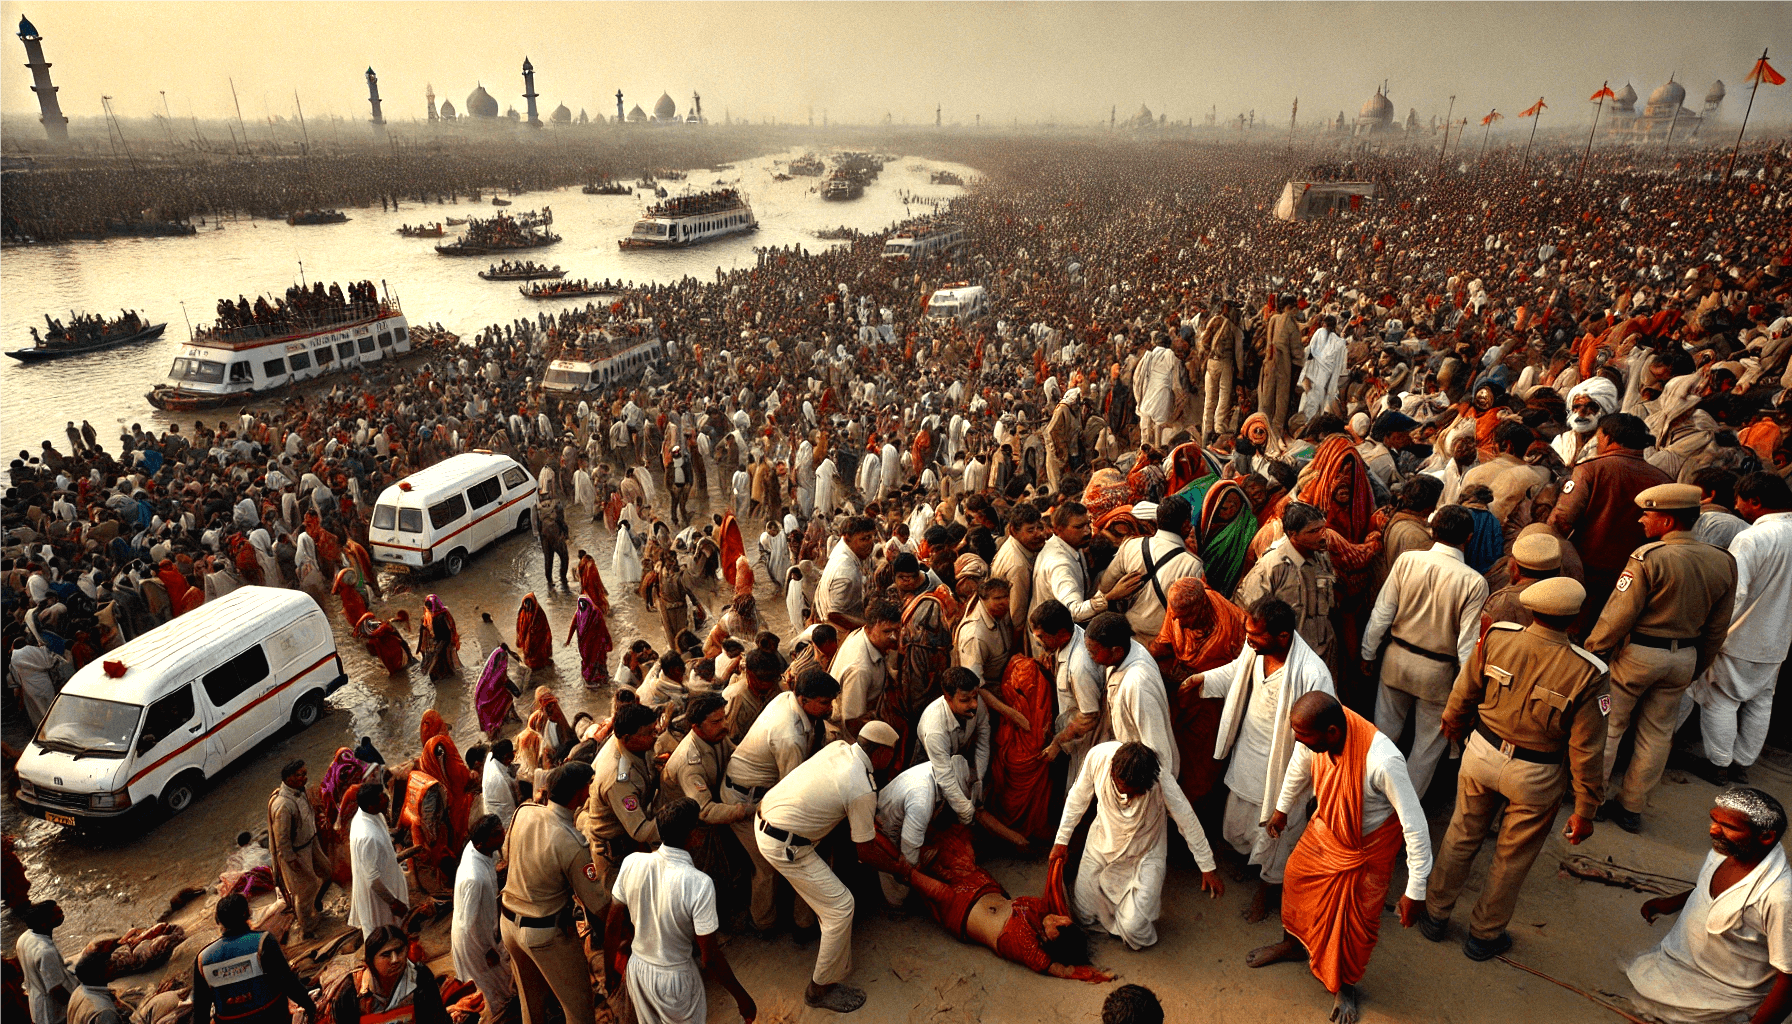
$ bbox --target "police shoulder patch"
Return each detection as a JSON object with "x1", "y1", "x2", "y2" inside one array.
[
  {"x1": 1615, "y1": 574, "x2": 1633, "y2": 592},
  {"x1": 622, "y1": 795, "x2": 638, "y2": 812},
  {"x1": 687, "y1": 750, "x2": 703, "y2": 764},
  {"x1": 1561, "y1": 479, "x2": 1574, "y2": 494},
  {"x1": 1598, "y1": 693, "x2": 1611, "y2": 716},
  {"x1": 584, "y1": 862, "x2": 598, "y2": 881}
]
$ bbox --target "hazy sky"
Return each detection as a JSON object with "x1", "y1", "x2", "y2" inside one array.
[{"x1": 3, "y1": 2, "x2": 1789, "y2": 131}]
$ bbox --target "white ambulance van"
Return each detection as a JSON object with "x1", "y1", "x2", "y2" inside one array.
[{"x1": 368, "y1": 452, "x2": 538, "y2": 577}]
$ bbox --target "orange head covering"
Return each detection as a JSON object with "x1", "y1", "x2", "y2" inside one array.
[
  {"x1": 1301, "y1": 437, "x2": 1374, "y2": 543},
  {"x1": 420, "y1": 709, "x2": 447, "y2": 748}
]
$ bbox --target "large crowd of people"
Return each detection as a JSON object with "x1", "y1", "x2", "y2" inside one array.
[{"x1": 6, "y1": 129, "x2": 1792, "y2": 1024}]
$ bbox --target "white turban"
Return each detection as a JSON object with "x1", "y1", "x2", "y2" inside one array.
[{"x1": 1566, "y1": 376, "x2": 1620, "y2": 415}]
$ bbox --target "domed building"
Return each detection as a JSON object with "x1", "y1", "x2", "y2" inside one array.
[
  {"x1": 652, "y1": 92, "x2": 678, "y2": 122},
  {"x1": 1703, "y1": 80, "x2": 1725, "y2": 118},
  {"x1": 1612, "y1": 83, "x2": 1638, "y2": 114},
  {"x1": 627, "y1": 103, "x2": 648, "y2": 123},
  {"x1": 439, "y1": 99, "x2": 457, "y2": 119},
  {"x1": 551, "y1": 102, "x2": 572, "y2": 124},
  {"x1": 1353, "y1": 86, "x2": 1395, "y2": 136},
  {"x1": 466, "y1": 85, "x2": 498, "y2": 119},
  {"x1": 1611, "y1": 76, "x2": 1700, "y2": 142}
]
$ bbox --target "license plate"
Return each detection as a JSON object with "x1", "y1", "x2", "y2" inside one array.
[
  {"x1": 383, "y1": 563, "x2": 409, "y2": 574},
  {"x1": 46, "y1": 812, "x2": 75, "y2": 827}
]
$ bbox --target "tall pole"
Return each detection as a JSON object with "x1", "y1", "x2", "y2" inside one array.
[
  {"x1": 1727, "y1": 49, "x2": 1770, "y2": 182},
  {"x1": 1436, "y1": 94, "x2": 1455, "y2": 176},
  {"x1": 1579, "y1": 81, "x2": 1607, "y2": 185},
  {"x1": 295, "y1": 91, "x2": 310, "y2": 153},
  {"x1": 1522, "y1": 99, "x2": 1543, "y2": 172},
  {"x1": 229, "y1": 77, "x2": 248, "y2": 154},
  {"x1": 1477, "y1": 110, "x2": 1496, "y2": 165}
]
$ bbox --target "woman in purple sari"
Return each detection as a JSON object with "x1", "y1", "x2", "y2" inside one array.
[
  {"x1": 565, "y1": 594, "x2": 609, "y2": 686},
  {"x1": 474, "y1": 644, "x2": 521, "y2": 739}
]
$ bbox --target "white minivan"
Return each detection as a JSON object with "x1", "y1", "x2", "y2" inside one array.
[
  {"x1": 15, "y1": 587, "x2": 345, "y2": 829},
  {"x1": 368, "y1": 451, "x2": 539, "y2": 577}
]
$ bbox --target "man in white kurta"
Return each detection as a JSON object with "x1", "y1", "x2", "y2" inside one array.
[
  {"x1": 16, "y1": 902, "x2": 73, "y2": 1024},
  {"x1": 1132, "y1": 337, "x2": 1184, "y2": 446},
  {"x1": 1086, "y1": 619, "x2": 1179, "y2": 780},
  {"x1": 1196, "y1": 611, "x2": 1335, "y2": 897},
  {"x1": 1297, "y1": 319, "x2": 1349, "y2": 423},
  {"x1": 916, "y1": 682, "x2": 990, "y2": 824},
  {"x1": 609, "y1": 825, "x2": 727, "y2": 1024},
  {"x1": 1685, "y1": 495, "x2": 1792, "y2": 777},
  {"x1": 451, "y1": 827, "x2": 513, "y2": 1020},
  {"x1": 874, "y1": 756, "x2": 971, "y2": 905},
  {"x1": 1052, "y1": 740, "x2": 1219, "y2": 950},
  {"x1": 481, "y1": 744, "x2": 519, "y2": 827},
  {"x1": 347, "y1": 790, "x2": 409, "y2": 940}
]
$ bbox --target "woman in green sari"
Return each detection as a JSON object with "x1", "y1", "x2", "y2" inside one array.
[{"x1": 1198, "y1": 479, "x2": 1257, "y2": 599}]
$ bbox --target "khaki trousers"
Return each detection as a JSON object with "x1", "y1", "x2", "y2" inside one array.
[
  {"x1": 1203, "y1": 361, "x2": 1235, "y2": 440},
  {"x1": 724, "y1": 787, "x2": 813, "y2": 931},
  {"x1": 276, "y1": 841, "x2": 330, "y2": 936},
  {"x1": 500, "y1": 915, "x2": 596, "y2": 1024},
  {"x1": 1425, "y1": 732, "x2": 1567, "y2": 940},
  {"x1": 1603, "y1": 644, "x2": 1696, "y2": 813}
]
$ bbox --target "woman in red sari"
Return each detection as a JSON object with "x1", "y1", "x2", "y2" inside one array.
[
  {"x1": 331, "y1": 566, "x2": 369, "y2": 628},
  {"x1": 355, "y1": 612, "x2": 412, "y2": 674},
  {"x1": 1299, "y1": 436, "x2": 1383, "y2": 696},
  {"x1": 717, "y1": 510, "x2": 746, "y2": 586},
  {"x1": 515, "y1": 593, "x2": 553, "y2": 671},
  {"x1": 1149, "y1": 577, "x2": 1248, "y2": 805},
  {"x1": 157, "y1": 561, "x2": 203, "y2": 617},
  {"x1": 565, "y1": 595, "x2": 612, "y2": 686},
  {"x1": 987, "y1": 654, "x2": 1058, "y2": 843}
]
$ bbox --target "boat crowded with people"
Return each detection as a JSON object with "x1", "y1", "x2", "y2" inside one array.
[
  {"x1": 930, "y1": 170, "x2": 965, "y2": 186},
  {"x1": 398, "y1": 223, "x2": 446, "y2": 238},
  {"x1": 789, "y1": 154, "x2": 826, "y2": 176},
  {"x1": 286, "y1": 209, "x2": 348, "y2": 226},
  {"x1": 144, "y1": 281, "x2": 413, "y2": 410},
  {"x1": 583, "y1": 180, "x2": 632, "y2": 195},
  {"x1": 436, "y1": 210, "x2": 560, "y2": 256},
  {"x1": 618, "y1": 189, "x2": 757, "y2": 250},
  {"x1": 822, "y1": 173, "x2": 864, "y2": 201},
  {"x1": 882, "y1": 220, "x2": 969, "y2": 261},
  {"x1": 7, "y1": 311, "x2": 167, "y2": 363},
  {"x1": 519, "y1": 279, "x2": 606, "y2": 300},
  {"x1": 478, "y1": 260, "x2": 565, "y2": 281}
]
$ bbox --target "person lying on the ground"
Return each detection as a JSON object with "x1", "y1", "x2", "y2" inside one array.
[{"x1": 903, "y1": 823, "x2": 1113, "y2": 982}]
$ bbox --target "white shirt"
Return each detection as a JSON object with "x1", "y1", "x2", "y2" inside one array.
[
  {"x1": 1099, "y1": 530, "x2": 1203, "y2": 639},
  {"x1": 815, "y1": 541, "x2": 869, "y2": 625},
  {"x1": 450, "y1": 845, "x2": 510, "y2": 998},
  {"x1": 1360, "y1": 543, "x2": 1488, "y2": 669},
  {"x1": 611, "y1": 846, "x2": 718, "y2": 968},
  {"x1": 1627, "y1": 845, "x2": 1792, "y2": 1016},
  {"x1": 726, "y1": 690, "x2": 818, "y2": 790},
  {"x1": 1275, "y1": 730, "x2": 1433, "y2": 901},
  {"x1": 348, "y1": 807, "x2": 409, "y2": 934},
  {"x1": 481, "y1": 757, "x2": 518, "y2": 827},
  {"x1": 759, "y1": 740, "x2": 879, "y2": 842},
  {"x1": 1034, "y1": 534, "x2": 1107, "y2": 623},
  {"x1": 1724, "y1": 512, "x2": 1792, "y2": 664},
  {"x1": 917, "y1": 696, "x2": 989, "y2": 824},
  {"x1": 876, "y1": 760, "x2": 956, "y2": 864},
  {"x1": 1103, "y1": 640, "x2": 1179, "y2": 780},
  {"x1": 17, "y1": 929, "x2": 71, "y2": 1024},
  {"x1": 829, "y1": 627, "x2": 888, "y2": 732},
  {"x1": 1050, "y1": 625, "x2": 1104, "y2": 726}
]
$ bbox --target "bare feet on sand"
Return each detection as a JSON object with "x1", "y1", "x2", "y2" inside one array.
[
  {"x1": 1245, "y1": 936, "x2": 1304, "y2": 968},
  {"x1": 1331, "y1": 984, "x2": 1361, "y2": 1024}
]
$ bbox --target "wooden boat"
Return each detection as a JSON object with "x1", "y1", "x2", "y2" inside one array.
[
  {"x1": 7, "y1": 321, "x2": 166, "y2": 362},
  {"x1": 478, "y1": 265, "x2": 566, "y2": 281},
  {"x1": 583, "y1": 181, "x2": 632, "y2": 195},
  {"x1": 398, "y1": 225, "x2": 446, "y2": 238},
  {"x1": 446, "y1": 217, "x2": 469, "y2": 225},
  {"x1": 491, "y1": 196, "x2": 512, "y2": 206},
  {"x1": 520, "y1": 283, "x2": 604, "y2": 300},
  {"x1": 287, "y1": 210, "x2": 348, "y2": 226}
]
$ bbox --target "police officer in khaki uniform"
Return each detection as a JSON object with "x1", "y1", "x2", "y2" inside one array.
[
  {"x1": 1235, "y1": 502, "x2": 1337, "y2": 665},
  {"x1": 501, "y1": 762, "x2": 607, "y2": 1024},
  {"x1": 268, "y1": 760, "x2": 329, "y2": 940},
  {"x1": 581, "y1": 701, "x2": 662, "y2": 896},
  {"x1": 1586, "y1": 483, "x2": 1736, "y2": 833},
  {"x1": 1482, "y1": 533, "x2": 1564, "y2": 628},
  {"x1": 1422, "y1": 578, "x2": 1609, "y2": 961},
  {"x1": 666, "y1": 691, "x2": 752, "y2": 828}
]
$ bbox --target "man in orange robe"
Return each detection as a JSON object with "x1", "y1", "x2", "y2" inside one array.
[
  {"x1": 1246, "y1": 693, "x2": 1432, "y2": 1024},
  {"x1": 1148, "y1": 577, "x2": 1246, "y2": 806}
]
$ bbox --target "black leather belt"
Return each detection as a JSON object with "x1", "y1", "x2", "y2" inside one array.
[
  {"x1": 726, "y1": 779, "x2": 769, "y2": 800},
  {"x1": 500, "y1": 904, "x2": 561, "y2": 929},
  {"x1": 756, "y1": 816, "x2": 813, "y2": 847},
  {"x1": 1629, "y1": 633, "x2": 1694, "y2": 652},
  {"x1": 1475, "y1": 725, "x2": 1563, "y2": 765},
  {"x1": 1392, "y1": 635, "x2": 1457, "y2": 664}
]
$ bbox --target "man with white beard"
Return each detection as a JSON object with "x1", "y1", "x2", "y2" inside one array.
[
  {"x1": 1132, "y1": 334, "x2": 1184, "y2": 446},
  {"x1": 1297, "y1": 315, "x2": 1348, "y2": 423},
  {"x1": 1552, "y1": 377, "x2": 1620, "y2": 469},
  {"x1": 1050, "y1": 741, "x2": 1221, "y2": 950},
  {"x1": 451, "y1": 815, "x2": 513, "y2": 1023}
]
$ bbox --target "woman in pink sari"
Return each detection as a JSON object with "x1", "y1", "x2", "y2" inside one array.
[
  {"x1": 474, "y1": 645, "x2": 520, "y2": 739},
  {"x1": 565, "y1": 595, "x2": 611, "y2": 686}
]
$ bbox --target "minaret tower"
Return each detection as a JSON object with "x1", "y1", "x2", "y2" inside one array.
[
  {"x1": 522, "y1": 58, "x2": 540, "y2": 127},
  {"x1": 616, "y1": 90, "x2": 624, "y2": 123},
  {"x1": 16, "y1": 15, "x2": 68, "y2": 144},
  {"x1": 426, "y1": 84, "x2": 438, "y2": 122},
  {"x1": 366, "y1": 67, "x2": 386, "y2": 140}
]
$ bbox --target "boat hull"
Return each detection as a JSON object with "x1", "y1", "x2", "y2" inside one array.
[
  {"x1": 479, "y1": 270, "x2": 566, "y2": 281},
  {"x1": 6, "y1": 323, "x2": 167, "y2": 362},
  {"x1": 437, "y1": 237, "x2": 560, "y2": 256},
  {"x1": 618, "y1": 223, "x2": 756, "y2": 250}
]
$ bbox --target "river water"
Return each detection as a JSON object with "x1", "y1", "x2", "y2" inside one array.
[{"x1": 0, "y1": 148, "x2": 973, "y2": 952}]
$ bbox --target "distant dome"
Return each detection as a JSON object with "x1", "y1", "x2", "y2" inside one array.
[
  {"x1": 1648, "y1": 79, "x2": 1685, "y2": 109},
  {"x1": 628, "y1": 104, "x2": 647, "y2": 123},
  {"x1": 505, "y1": 106, "x2": 520, "y2": 121},
  {"x1": 1706, "y1": 80, "x2": 1726, "y2": 104},
  {"x1": 1359, "y1": 90, "x2": 1393, "y2": 121},
  {"x1": 551, "y1": 103, "x2": 572, "y2": 124},
  {"x1": 439, "y1": 99, "x2": 457, "y2": 118},
  {"x1": 653, "y1": 92, "x2": 678, "y2": 120},
  {"x1": 1614, "y1": 83, "x2": 1638, "y2": 111},
  {"x1": 467, "y1": 85, "x2": 498, "y2": 118}
]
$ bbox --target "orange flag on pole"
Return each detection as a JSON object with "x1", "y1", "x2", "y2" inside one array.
[
  {"x1": 1519, "y1": 98, "x2": 1547, "y2": 117},
  {"x1": 1747, "y1": 57, "x2": 1786, "y2": 86},
  {"x1": 1590, "y1": 85, "x2": 1617, "y2": 101},
  {"x1": 1481, "y1": 110, "x2": 1504, "y2": 125}
]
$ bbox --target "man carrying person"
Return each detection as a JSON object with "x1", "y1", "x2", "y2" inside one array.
[{"x1": 915, "y1": 668, "x2": 991, "y2": 827}]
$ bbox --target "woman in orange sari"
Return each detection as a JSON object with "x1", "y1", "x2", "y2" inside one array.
[
  {"x1": 1149, "y1": 577, "x2": 1248, "y2": 806},
  {"x1": 355, "y1": 612, "x2": 412, "y2": 674},
  {"x1": 417, "y1": 595, "x2": 461, "y2": 681},
  {"x1": 515, "y1": 593, "x2": 553, "y2": 671},
  {"x1": 331, "y1": 566, "x2": 369, "y2": 628},
  {"x1": 717, "y1": 511, "x2": 746, "y2": 586},
  {"x1": 987, "y1": 654, "x2": 1058, "y2": 843},
  {"x1": 1300, "y1": 437, "x2": 1383, "y2": 697},
  {"x1": 157, "y1": 561, "x2": 203, "y2": 617}
]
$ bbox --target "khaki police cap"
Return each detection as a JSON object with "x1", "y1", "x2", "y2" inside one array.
[
  {"x1": 859, "y1": 721, "x2": 900, "y2": 748},
  {"x1": 1520, "y1": 577, "x2": 1585, "y2": 615},
  {"x1": 1512, "y1": 533, "x2": 1563, "y2": 571},
  {"x1": 1635, "y1": 483, "x2": 1702, "y2": 511}
]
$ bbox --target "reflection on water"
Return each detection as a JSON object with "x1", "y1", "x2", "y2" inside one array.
[{"x1": 0, "y1": 149, "x2": 972, "y2": 458}]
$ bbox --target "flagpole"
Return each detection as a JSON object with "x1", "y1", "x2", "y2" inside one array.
[
  {"x1": 1437, "y1": 94, "x2": 1455, "y2": 177},
  {"x1": 1478, "y1": 110, "x2": 1496, "y2": 165},
  {"x1": 1579, "y1": 81, "x2": 1607, "y2": 185},
  {"x1": 1522, "y1": 98, "x2": 1543, "y2": 173},
  {"x1": 1727, "y1": 48, "x2": 1770, "y2": 182}
]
